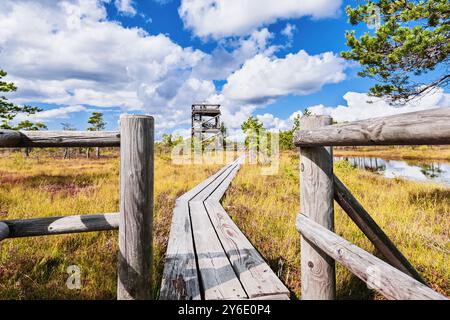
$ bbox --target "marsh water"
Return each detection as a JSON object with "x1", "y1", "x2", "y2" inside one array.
[{"x1": 334, "y1": 156, "x2": 450, "y2": 186}]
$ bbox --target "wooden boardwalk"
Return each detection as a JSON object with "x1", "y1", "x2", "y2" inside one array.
[{"x1": 160, "y1": 157, "x2": 290, "y2": 300}]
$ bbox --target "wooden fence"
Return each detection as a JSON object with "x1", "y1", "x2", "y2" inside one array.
[
  {"x1": 294, "y1": 108, "x2": 450, "y2": 300},
  {"x1": 0, "y1": 108, "x2": 449, "y2": 300},
  {"x1": 0, "y1": 115, "x2": 154, "y2": 300}
]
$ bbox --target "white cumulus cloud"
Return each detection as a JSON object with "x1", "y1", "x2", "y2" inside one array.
[
  {"x1": 0, "y1": 0, "x2": 213, "y2": 131},
  {"x1": 309, "y1": 88, "x2": 450, "y2": 122},
  {"x1": 115, "y1": 0, "x2": 137, "y2": 16},
  {"x1": 15, "y1": 105, "x2": 88, "y2": 123},
  {"x1": 179, "y1": 0, "x2": 342, "y2": 39},
  {"x1": 222, "y1": 50, "x2": 346, "y2": 105}
]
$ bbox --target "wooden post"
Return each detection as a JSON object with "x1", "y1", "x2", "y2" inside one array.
[
  {"x1": 299, "y1": 115, "x2": 336, "y2": 300},
  {"x1": 117, "y1": 115, "x2": 154, "y2": 300}
]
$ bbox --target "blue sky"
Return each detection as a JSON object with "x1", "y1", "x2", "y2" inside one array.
[{"x1": 0, "y1": 0, "x2": 448, "y2": 138}]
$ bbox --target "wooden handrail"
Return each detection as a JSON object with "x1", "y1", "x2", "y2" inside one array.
[
  {"x1": 0, "y1": 130, "x2": 120, "y2": 148},
  {"x1": 334, "y1": 175, "x2": 426, "y2": 284},
  {"x1": 296, "y1": 214, "x2": 447, "y2": 300},
  {"x1": 294, "y1": 108, "x2": 450, "y2": 147},
  {"x1": 2, "y1": 213, "x2": 119, "y2": 238}
]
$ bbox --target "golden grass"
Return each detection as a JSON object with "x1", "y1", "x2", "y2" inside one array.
[
  {"x1": 334, "y1": 145, "x2": 450, "y2": 161},
  {"x1": 224, "y1": 152, "x2": 449, "y2": 299},
  {"x1": 0, "y1": 152, "x2": 221, "y2": 299},
  {"x1": 0, "y1": 150, "x2": 448, "y2": 299}
]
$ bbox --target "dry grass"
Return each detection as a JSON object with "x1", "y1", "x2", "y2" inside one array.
[
  {"x1": 0, "y1": 151, "x2": 221, "y2": 299},
  {"x1": 0, "y1": 150, "x2": 448, "y2": 299},
  {"x1": 334, "y1": 145, "x2": 450, "y2": 161},
  {"x1": 223, "y1": 152, "x2": 449, "y2": 299}
]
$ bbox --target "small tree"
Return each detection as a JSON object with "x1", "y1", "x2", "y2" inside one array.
[
  {"x1": 241, "y1": 116, "x2": 265, "y2": 150},
  {"x1": 241, "y1": 116, "x2": 267, "y2": 162},
  {"x1": 1, "y1": 70, "x2": 47, "y2": 157},
  {"x1": 278, "y1": 114, "x2": 301, "y2": 151},
  {"x1": 341, "y1": 0, "x2": 449, "y2": 104},
  {"x1": 87, "y1": 112, "x2": 106, "y2": 158},
  {"x1": 1, "y1": 69, "x2": 46, "y2": 130}
]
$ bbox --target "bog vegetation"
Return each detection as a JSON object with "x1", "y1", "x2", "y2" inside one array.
[{"x1": 0, "y1": 149, "x2": 448, "y2": 299}]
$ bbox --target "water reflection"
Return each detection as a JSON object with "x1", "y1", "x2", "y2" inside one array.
[{"x1": 335, "y1": 156, "x2": 450, "y2": 186}]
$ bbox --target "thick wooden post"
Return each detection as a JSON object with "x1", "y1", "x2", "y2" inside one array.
[
  {"x1": 117, "y1": 115, "x2": 154, "y2": 300},
  {"x1": 299, "y1": 115, "x2": 336, "y2": 300}
]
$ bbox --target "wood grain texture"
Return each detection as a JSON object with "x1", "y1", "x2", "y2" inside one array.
[
  {"x1": 188, "y1": 160, "x2": 247, "y2": 299},
  {"x1": 189, "y1": 200, "x2": 247, "y2": 299},
  {"x1": 299, "y1": 116, "x2": 336, "y2": 300},
  {"x1": 159, "y1": 200, "x2": 201, "y2": 300},
  {"x1": 334, "y1": 175, "x2": 426, "y2": 284},
  {"x1": 117, "y1": 115, "x2": 154, "y2": 300},
  {"x1": 296, "y1": 214, "x2": 447, "y2": 300},
  {"x1": 0, "y1": 130, "x2": 120, "y2": 148},
  {"x1": 2, "y1": 213, "x2": 118, "y2": 238},
  {"x1": 160, "y1": 162, "x2": 235, "y2": 300},
  {"x1": 162, "y1": 156, "x2": 289, "y2": 300},
  {"x1": 294, "y1": 108, "x2": 450, "y2": 146},
  {"x1": 201, "y1": 156, "x2": 289, "y2": 299},
  {"x1": 204, "y1": 200, "x2": 289, "y2": 299},
  {"x1": 0, "y1": 222, "x2": 9, "y2": 241}
]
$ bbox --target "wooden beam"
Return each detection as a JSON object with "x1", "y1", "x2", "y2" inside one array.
[
  {"x1": 334, "y1": 175, "x2": 427, "y2": 284},
  {"x1": 294, "y1": 108, "x2": 450, "y2": 147},
  {"x1": 296, "y1": 214, "x2": 447, "y2": 300},
  {"x1": 0, "y1": 130, "x2": 120, "y2": 148},
  {"x1": 299, "y1": 115, "x2": 336, "y2": 300},
  {"x1": 1, "y1": 213, "x2": 119, "y2": 238},
  {"x1": 0, "y1": 131, "x2": 21, "y2": 147},
  {"x1": 117, "y1": 115, "x2": 154, "y2": 300},
  {"x1": 3, "y1": 213, "x2": 118, "y2": 237},
  {"x1": 0, "y1": 222, "x2": 9, "y2": 241}
]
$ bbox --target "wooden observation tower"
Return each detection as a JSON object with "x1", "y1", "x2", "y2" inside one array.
[{"x1": 191, "y1": 103, "x2": 221, "y2": 143}]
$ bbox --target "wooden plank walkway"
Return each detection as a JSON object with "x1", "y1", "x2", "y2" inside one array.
[{"x1": 160, "y1": 157, "x2": 290, "y2": 300}]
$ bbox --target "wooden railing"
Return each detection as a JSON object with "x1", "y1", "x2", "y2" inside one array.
[
  {"x1": 0, "y1": 108, "x2": 449, "y2": 300},
  {"x1": 294, "y1": 108, "x2": 450, "y2": 300},
  {"x1": 0, "y1": 115, "x2": 154, "y2": 300}
]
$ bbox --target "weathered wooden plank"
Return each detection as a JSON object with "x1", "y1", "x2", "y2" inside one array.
[
  {"x1": 187, "y1": 161, "x2": 247, "y2": 299},
  {"x1": 162, "y1": 156, "x2": 289, "y2": 300},
  {"x1": 204, "y1": 200, "x2": 290, "y2": 299},
  {"x1": 0, "y1": 130, "x2": 120, "y2": 148},
  {"x1": 299, "y1": 116, "x2": 336, "y2": 300},
  {"x1": 189, "y1": 200, "x2": 247, "y2": 299},
  {"x1": 159, "y1": 200, "x2": 201, "y2": 300},
  {"x1": 191, "y1": 160, "x2": 240, "y2": 203},
  {"x1": 334, "y1": 175, "x2": 427, "y2": 284},
  {"x1": 294, "y1": 108, "x2": 450, "y2": 147},
  {"x1": 0, "y1": 222, "x2": 9, "y2": 241},
  {"x1": 117, "y1": 115, "x2": 153, "y2": 300},
  {"x1": 177, "y1": 159, "x2": 238, "y2": 202},
  {"x1": 2, "y1": 213, "x2": 118, "y2": 237},
  {"x1": 296, "y1": 214, "x2": 447, "y2": 300},
  {"x1": 206, "y1": 157, "x2": 244, "y2": 202},
  {"x1": 160, "y1": 160, "x2": 237, "y2": 300},
  {"x1": 0, "y1": 130, "x2": 21, "y2": 147},
  {"x1": 192, "y1": 156, "x2": 289, "y2": 299}
]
